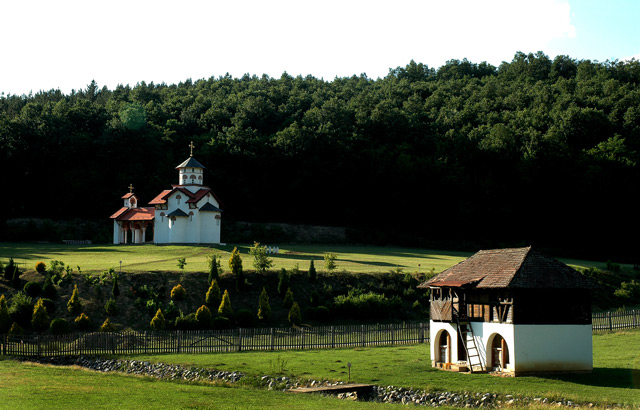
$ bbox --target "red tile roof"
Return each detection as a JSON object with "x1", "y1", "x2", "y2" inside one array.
[
  {"x1": 420, "y1": 247, "x2": 594, "y2": 290},
  {"x1": 110, "y1": 207, "x2": 129, "y2": 219},
  {"x1": 121, "y1": 193, "x2": 136, "y2": 199},
  {"x1": 110, "y1": 207, "x2": 155, "y2": 221},
  {"x1": 187, "y1": 188, "x2": 211, "y2": 203},
  {"x1": 148, "y1": 190, "x2": 173, "y2": 205}
]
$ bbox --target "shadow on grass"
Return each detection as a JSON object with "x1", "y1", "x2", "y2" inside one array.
[{"x1": 543, "y1": 367, "x2": 640, "y2": 389}]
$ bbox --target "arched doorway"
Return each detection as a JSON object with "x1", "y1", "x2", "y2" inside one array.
[
  {"x1": 489, "y1": 334, "x2": 509, "y2": 371},
  {"x1": 436, "y1": 330, "x2": 451, "y2": 364}
]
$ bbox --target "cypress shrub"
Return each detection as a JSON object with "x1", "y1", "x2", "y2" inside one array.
[
  {"x1": 208, "y1": 254, "x2": 219, "y2": 283},
  {"x1": 11, "y1": 265, "x2": 21, "y2": 288},
  {"x1": 195, "y1": 305, "x2": 213, "y2": 329},
  {"x1": 217, "y1": 289, "x2": 233, "y2": 318},
  {"x1": 0, "y1": 294, "x2": 10, "y2": 333},
  {"x1": 308, "y1": 260, "x2": 317, "y2": 281},
  {"x1": 283, "y1": 288, "x2": 294, "y2": 309},
  {"x1": 105, "y1": 298, "x2": 118, "y2": 316},
  {"x1": 23, "y1": 281, "x2": 42, "y2": 297},
  {"x1": 257, "y1": 287, "x2": 271, "y2": 322},
  {"x1": 31, "y1": 298, "x2": 51, "y2": 331},
  {"x1": 67, "y1": 284, "x2": 82, "y2": 313},
  {"x1": 50, "y1": 318, "x2": 70, "y2": 335},
  {"x1": 99, "y1": 318, "x2": 116, "y2": 332},
  {"x1": 4, "y1": 258, "x2": 15, "y2": 280},
  {"x1": 229, "y1": 247, "x2": 244, "y2": 290},
  {"x1": 205, "y1": 280, "x2": 221, "y2": 308},
  {"x1": 75, "y1": 313, "x2": 91, "y2": 330},
  {"x1": 9, "y1": 292, "x2": 33, "y2": 328},
  {"x1": 150, "y1": 308, "x2": 165, "y2": 330},
  {"x1": 288, "y1": 302, "x2": 302, "y2": 326},
  {"x1": 277, "y1": 268, "x2": 289, "y2": 296},
  {"x1": 170, "y1": 284, "x2": 186, "y2": 300},
  {"x1": 40, "y1": 298, "x2": 56, "y2": 314}
]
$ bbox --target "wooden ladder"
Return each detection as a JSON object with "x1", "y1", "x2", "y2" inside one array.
[{"x1": 455, "y1": 312, "x2": 484, "y2": 373}]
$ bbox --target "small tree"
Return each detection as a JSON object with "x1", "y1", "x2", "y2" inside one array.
[
  {"x1": 67, "y1": 284, "x2": 82, "y2": 313},
  {"x1": 4, "y1": 258, "x2": 15, "y2": 280},
  {"x1": 288, "y1": 302, "x2": 302, "y2": 326},
  {"x1": 0, "y1": 294, "x2": 11, "y2": 333},
  {"x1": 11, "y1": 265, "x2": 21, "y2": 288},
  {"x1": 308, "y1": 259, "x2": 317, "y2": 281},
  {"x1": 105, "y1": 298, "x2": 118, "y2": 316},
  {"x1": 99, "y1": 317, "x2": 116, "y2": 332},
  {"x1": 195, "y1": 305, "x2": 213, "y2": 329},
  {"x1": 277, "y1": 268, "x2": 290, "y2": 297},
  {"x1": 35, "y1": 261, "x2": 46, "y2": 274},
  {"x1": 8, "y1": 322, "x2": 23, "y2": 336},
  {"x1": 112, "y1": 276, "x2": 120, "y2": 299},
  {"x1": 218, "y1": 289, "x2": 234, "y2": 318},
  {"x1": 207, "y1": 254, "x2": 220, "y2": 283},
  {"x1": 31, "y1": 298, "x2": 50, "y2": 331},
  {"x1": 249, "y1": 241, "x2": 273, "y2": 273},
  {"x1": 171, "y1": 284, "x2": 186, "y2": 300},
  {"x1": 229, "y1": 247, "x2": 244, "y2": 290},
  {"x1": 324, "y1": 253, "x2": 337, "y2": 272},
  {"x1": 205, "y1": 279, "x2": 221, "y2": 308},
  {"x1": 257, "y1": 287, "x2": 271, "y2": 322},
  {"x1": 150, "y1": 308, "x2": 165, "y2": 330},
  {"x1": 177, "y1": 257, "x2": 187, "y2": 271},
  {"x1": 75, "y1": 312, "x2": 91, "y2": 330},
  {"x1": 283, "y1": 287, "x2": 294, "y2": 309}
]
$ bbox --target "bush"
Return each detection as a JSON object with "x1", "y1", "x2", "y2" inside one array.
[
  {"x1": 150, "y1": 308, "x2": 165, "y2": 330},
  {"x1": 42, "y1": 275, "x2": 57, "y2": 298},
  {"x1": 40, "y1": 298, "x2": 56, "y2": 314},
  {"x1": 212, "y1": 316, "x2": 232, "y2": 330},
  {"x1": 614, "y1": 280, "x2": 640, "y2": 302},
  {"x1": 67, "y1": 284, "x2": 82, "y2": 313},
  {"x1": 105, "y1": 298, "x2": 118, "y2": 316},
  {"x1": 170, "y1": 284, "x2": 186, "y2": 300},
  {"x1": 306, "y1": 305, "x2": 330, "y2": 322},
  {"x1": 177, "y1": 257, "x2": 187, "y2": 270},
  {"x1": 218, "y1": 289, "x2": 233, "y2": 318},
  {"x1": 277, "y1": 268, "x2": 290, "y2": 297},
  {"x1": 288, "y1": 302, "x2": 302, "y2": 326},
  {"x1": 234, "y1": 308, "x2": 254, "y2": 327},
  {"x1": 257, "y1": 287, "x2": 271, "y2": 322},
  {"x1": 8, "y1": 322, "x2": 23, "y2": 336},
  {"x1": 309, "y1": 290, "x2": 321, "y2": 307},
  {"x1": 324, "y1": 253, "x2": 337, "y2": 272},
  {"x1": 174, "y1": 312, "x2": 198, "y2": 330},
  {"x1": 35, "y1": 261, "x2": 46, "y2": 274},
  {"x1": 283, "y1": 288, "x2": 294, "y2": 309},
  {"x1": 206, "y1": 280, "x2": 221, "y2": 308},
  {"x1": 195, "y1": 305, "x2": 213, "y2": 329},
  {"x1": 112, "y1": 277, "x2": 120, "y2": 299},
  {"x1": 99, "y1": 318, "x2": 116, "y2": 332},
  {"x1": 31, "y1": 298, "x2": 51, "y2": 331},
  {"x1": 9, "y1": 292, "x2": 33, "y2": 328},
  {"x1": 23, "y1": 281, "x2": 43, "y2": 297},
  {"x1": 0, "y1": 294, "x2": 11, "y2": 333},
  {"x1": 229, "y1": 247, "x2": 244, "y2": 290},
  {"x1": 50, "y1": 318, "x2": 70, "y2": 335},
  {"x1": 208, "y1": 254, "x2": 221, "y2": 283},
  {"x1": 249, "y1": 241, "x2": 273, "y2": 273},
  {"x1": 12, "y1": 265, "x2": 21, "y2": 288},
  {"x1": 333, "y1": 289, "x2": 402, "y2": 320},
  {"x1": 75, "y1": 313, "x2": 91, "y2": 330},
  {"x1": 4, "y1": 258, "x2": 15, "y2": 280}
]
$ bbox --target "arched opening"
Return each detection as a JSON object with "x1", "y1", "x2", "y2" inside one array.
[
  {"x1": 488, "y1": 333, "x2": 510, "y2": 371},
  {"x1": 435, "y1": 330, "x2": 451, "y2": 364}
]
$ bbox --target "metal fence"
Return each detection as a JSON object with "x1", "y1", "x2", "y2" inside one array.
[
  {"x1": 0, "y1": 322, "x2": 428, "y2": 357},
  {"x1": 592, "y1": 309, "x2": 639, "y2": 332}
]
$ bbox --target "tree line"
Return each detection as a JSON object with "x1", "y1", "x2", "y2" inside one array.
[{"x1": 1, "y1": 52, "x2": 639, "y2": 260}]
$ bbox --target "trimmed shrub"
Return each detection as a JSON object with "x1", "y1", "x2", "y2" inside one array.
[
  {"x1": 288, "y1": 302, "x2": 302, "y2": 326},
  {"x1": 234, "y1": 308, "x2": 254, "y2": 327},
  {"x1": 0, "y1": 294, "x2": 10, "y2": 333},
  {"x1": 195, "y1": 305, "x2": 213, "y2": 329},
  {"x1": 150, "y1": 308, "x2": 165, "y2": 330},
  {"x1": 75, "y1": 313, "x2": 91, "y2": 330},
  {"x1": 99, "y1": 318, "x2": 116, "y2": 332},
  {"x1": 42, "y1": 275, "x2": 57, "y2": 298},
  {"x1": 12, "y1": 265, "x2": 21, "y2": 288},
  {"x1": 23, "y1": 281, "x2": 42, "y2": 297},
  {"x1": 31, "y1": 298, "x2": 51, "y2": 331},
  {"x1": 277, "y1": 268, "x2": 290, "y2": 297},
  {"x1": 212, "y1": 316, "x2": 232, "y2": 330},
  {"x1": 332, "y1": 289, "x2": 402, "y2": 320},
  {"x1": 308, "y1": 260, "x2": 317, "y2": 281},
  {"x1": 67, "y1": 284, "x2": 82, "y2": 313},
  {"x1": 50, "y1": 318, "x2": 70, "y2": 335},
  {"x1": 205, "y1": 280, "x2": 221, "y2": 308},
  {"x1": 40, "y1": 298, "x2": 56, "y2": 314},
  {"x1": 218, "y1": 289, "x2": 233, "y2": 318},
  {"x1": 171, "y1": 284, "x2": 186, "y2": 301},
  {"x1": 257, "y1": 287, "x2": 271, "y2": 322},
  {"x1": 174, "y1": 312, "x2": 198, "y2": 330},
  {"x1": 207, "y1": 254, "x2": 220, "y2": 283},
  {"x1": 105, "y1": 298, "x2": 118, "y2": 316},
  {"x1": 283, "y1": 288, "x2": 294, "y2": 309},
  {"x1": 35, "y1": 261, "x2": 46, "y2": 274},
  {"x1": 229, "y1": 247, "x2": 244, "y2": 290}
]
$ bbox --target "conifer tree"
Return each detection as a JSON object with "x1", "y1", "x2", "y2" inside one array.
[
  {"x1": 99, "y1": 317, "x2": 116, "y2": 332},
  {"x1": 288, "y1": 302, "x2": 301, "y2": 326},
  {"x1": 205, "y1": 279, "x2": 221, "y2": 308},
  {"x1": 11, "y1": 265, "x2": 21, "y2": 288},
  {"x1": 229, "y1": 247, "x2": 244, "y2": 290},
  {"x1": 195, "y1": 305, "x2": 213, "y2": 329},
  {"x1": 257, "y1": 287, "x2": 271, "y2": 322},
  {"x1": 9, "y1": 322, "x2": 23, "y2": 336},
  {"x1": 208, "y1": 254, "x2": 219, "y2": 284},
  {"x1": 150, "y1": 308, "x2": 165, "y2": 330},
  {"x1": 112, "y1": 276, "x2": 120, "y2": 299},
  {"x1": 283, "y1": 287, "x2": 294, "y2": 309},
  {"x1": 31, "y1": 298, "x2": 50, "y2": 331},
  {"x1": 75, "y1": 312, "x2": 91, "y2": 330},
  {"x1": 308, "y1": 259, "x2": 317, "y2": 281},
  {"x1": 4, "y1": 258, "x2": 14, "y2": 280},
  {"x1": 67, "y1": 284, "x2": 82, "y2": 313},
  {"x1": 218, "y1": 289, "x2": 233, "y2": 318},
  {"x1": 0, "y1": 294, "x2": 11, "y2": 333},
  {"x1": 277, "y1": 268, "x2": 290, "y2": 297}
]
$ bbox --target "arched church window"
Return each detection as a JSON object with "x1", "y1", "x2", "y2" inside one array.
[
  {"x1": 189, "y1": 211, "x2": 194, "y2": 221},
  {"x1": 160, "y1": 212, "x2": 165, "y2": 222},
  {"x1": 176, "y1": 195, "x2": 182, "y2": 204},
  {"x1": 190, "y1": 175, "x2": 196, "y2": 182}
]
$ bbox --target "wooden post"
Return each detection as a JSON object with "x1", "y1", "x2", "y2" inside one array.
[
  {"x1": 331, "y1": 326, "x2": 335, "y2": 349},
  {"x1": 144, "y1": 331, "x2": 148, "y2": 354},
  {"x1": 238, "y1": 328, "x2": 243, "y2": 352},
  {"x1": 633, "y1": 309, "x2": 638, "y2": 329},
  {"x1": 361, "y1": 325, "x2": 365, "y2": 347},
  {"x1": 608, "y1": 311, "x2": 613, "y2": 331},
  {"x1": 270, "y1": 328, "x2": 275, "y2": 351},
  {"x1": 419, "y1": 323, "x2": 424, "y2": 344},
  {"x1": 301, "y1": 327, "x2": 305, "y2": 350},
  {"x1": 37, "y1": 336, "x2": 41, "y2": 357},
  {"x1": 177, "y1": 331, "x2": 181, "y2": 354}
]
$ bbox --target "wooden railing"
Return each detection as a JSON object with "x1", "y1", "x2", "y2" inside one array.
[{"x1": 0, "y1": 323, "x2": 428, "y2": 357}]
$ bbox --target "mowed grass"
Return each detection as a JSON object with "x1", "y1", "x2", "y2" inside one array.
[
  {"x1": 129, "y1": 331, "x2": 640, "y2": 408},
  {"x1": 0, "y1": 242, "x2": 614, "y2": 274}
]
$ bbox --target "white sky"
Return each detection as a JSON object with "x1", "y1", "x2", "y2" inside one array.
[{"x1": 1, "y1": 0, "x2": 638, "y2": 95}]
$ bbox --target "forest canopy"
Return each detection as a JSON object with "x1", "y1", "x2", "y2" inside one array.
[{"x1": 1, "y1": 52, "x2": 639, "y2": 260}]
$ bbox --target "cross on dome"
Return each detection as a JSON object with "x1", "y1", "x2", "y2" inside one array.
[
  {"x1": 128, "y1": 183, "x2": 134, "y2": 193},
  {"x1": 189, "y1": 141, "x2": 195, "y2": 157}
]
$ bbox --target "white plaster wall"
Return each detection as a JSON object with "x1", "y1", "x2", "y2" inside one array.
[
  {"x1": 429, "y1": 321, "x2": 459, "y2": 363},
  {"x1": 470, "y1": 322, "x2": 515, "y2": 371},
  {"x1": 513, "y1": 324, "x2": 593, "y2": 373},
  {"x1": 113, "y1": 221, "x2": 120, "y2": 244}
]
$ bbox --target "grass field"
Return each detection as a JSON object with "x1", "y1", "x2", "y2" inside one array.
[
  {"x1": 0, "y1": 242, "x2": 616, "y2": 275},
  {"x1": 1, "y1": 331, "x2": 638, "y2": 409}
]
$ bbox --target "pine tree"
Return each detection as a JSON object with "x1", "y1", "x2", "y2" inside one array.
[
  {"x1": 99, "y1": 317, "x2": 116, "y2": 332},
  {"x1": 112, "y1": 276, "x2": 120, "y2": 299},
  {"x1": 67, "y1": 284, "x2": 82, "y2": 313},
  {"x1": 205, "y1": 279, "x2": 221, "y2": 308},
  {"x1": 75, "y1": 313, "x2": 91, "y2": 330},
  {"x1": 217, "y1": 289, "x2": 233, "y2": 318},
  {"x1": 0, "y1": 294, "x2": 11, "y2": 333},
  {"x1": 308, "y1": 259, "x2": 317, "y2": 281},
  {"x1": 229, "y1": 247, "x2": 244, "y2": 290},
  {"x1": 208, "y1": 254, "x2": 219, "y2": 284},
  {"x1": 150, "y1": 308, "x2": 165, "y2": 330},
  {"x1": 4, "y1": 258, "x2": 14, "y2": 280},
  {"x1": 283, "y1": 287, "x2": 294, "y2": 309},
  {"x1": 288, "y1": 302, "x2": 302, "y2": 326},
  {"x1": 257, "y1": 287, "x2": 271, "y2": 322},
  {"x1": 31, "y1": 298, "x2": 50, "y2": 331},
  {"x1": 277, "y1": 268, "x2": 290, "y2": 296}
]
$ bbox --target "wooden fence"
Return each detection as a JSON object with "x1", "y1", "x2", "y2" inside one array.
[
  {"x1": 592, "y1": 309, "x2": 639, "y2": 332},
  {"x1": 0, "y1": 322, "x2": 428, "y2": 357}
]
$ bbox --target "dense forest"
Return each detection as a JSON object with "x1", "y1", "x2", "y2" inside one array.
[{"x1": 1, "y1": 52, "x2": 639, "y2": 261}]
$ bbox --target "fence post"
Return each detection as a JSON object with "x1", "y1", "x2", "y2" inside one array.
[
  {"x1": 633, "y1": 310, "x2": 638, "y2": 330},
  {"x1": 270, "y1": 328, "x2": 275, "y2": 351},
  {"x1": 331, "y1": 326, "x2": 335, "y2": 349},
  {"x1": 144, "y1": 331, "x2": 148, "y2": 354},
  {"x1": 238, "y1": 328, "x2": 243, "y2": 352},
  {"x1": 301, "y1": 327, "x2": 305, "y2": 350},
  {"x1": 607, "y1": 311, "x2": 613, "y2": 331},
  {"x1": 419, "y1": 323, "x2": 424, "y2": 344},
  {"x1": 361, "y1": 325, "x2": 365, "y2": 347},
  {"x1": 177, "y1": 331, "x2": 181, "y2": 354},
  {"x1": 37, "y1": 336, "x2": 41, "y2": 357}
]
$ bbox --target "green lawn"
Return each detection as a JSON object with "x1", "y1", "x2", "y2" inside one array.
[
  {"x1": 0, "y1": 242, "x2": 613, "y2": 275},
  {"x1": 129, "y1": 331, "x2": 640, "y2": 408}
]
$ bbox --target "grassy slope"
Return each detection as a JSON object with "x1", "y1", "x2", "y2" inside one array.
[{"x1": 129, "y1": 331, "x2": 640, "y2": 407}]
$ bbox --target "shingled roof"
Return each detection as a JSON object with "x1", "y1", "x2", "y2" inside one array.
[{"x1": 419, "y1": 246, "x2": 594, "y2": 290}]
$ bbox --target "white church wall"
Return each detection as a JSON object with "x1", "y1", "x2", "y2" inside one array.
[{"x1": 471, "y1": 322, "x2": 515, "y2": 372}]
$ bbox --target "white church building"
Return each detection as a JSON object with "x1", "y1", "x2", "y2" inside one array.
[{"x1": 110, "y1": 143, "x2": 223, "y2": 244}]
